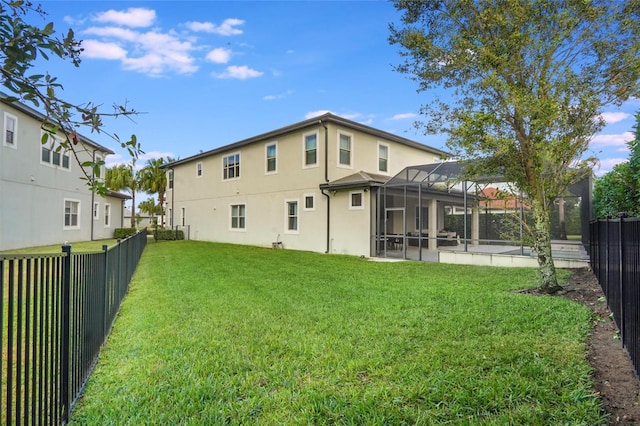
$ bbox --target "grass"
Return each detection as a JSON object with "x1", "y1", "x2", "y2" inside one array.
[
  {"x1": 68, "y1": 241, "x2": 605, "y2": 425},
  {"x1": 0, "y1": 239, "x2": 119, "y2": 255}
]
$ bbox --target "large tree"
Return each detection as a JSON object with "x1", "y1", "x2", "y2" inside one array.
[
  {"x1": 106, "y1": 163, "x2": 139, "y2": 228},
  {"x1": 593, "y1": 112, "x2": 640, "y2": 218},
  {"x1": 0, "y1": 0, "x2": 142, "y2": 194},
  {"x1": 390, "y1": 0, "x2": 640, "y2": 292},
  {"x1": 138, "y1": 157, "x2": 172, "y2": 227}
]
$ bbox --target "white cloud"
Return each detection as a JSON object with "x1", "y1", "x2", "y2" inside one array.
[
  {"x1": 93, "y1": 8, "x2": 156, "y2": 28},
  {"x1": 206, "y1": 48, "x2": 232, "y2": 64},
  {"x1": 390, "y1": 112, "x2": 417, "y2": 120},
  {"x1": 185, "y1": 18, "x2": 245, "y2": 36},
  {"x1": 594, "y1": 158, "x2": 629, "y2": 176},
  {"x1": 263, "y1": 90, "x2": 293, "y2": 101},
  {"x1": 139, "y1": 151, "x2": 175, "y2": 162},
  {"x1": 81, "y1": 40, "x2": 127, "y2": 60},
  {"x1": 590, "y1": 131, "x2": 634, "y2": 148},
  {"x1": 305, "y1": 110, "x2": 333, "y2": 119},
  {"x1": 213, "y1": 65, "x2": 263, "y2": 79},
  {"x1": 600, "y1": 112, "x2": 631, "y2": 124}
]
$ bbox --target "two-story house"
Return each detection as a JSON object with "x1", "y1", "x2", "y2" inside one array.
[
  {"x1": 0, "y1": 96, "x2": 129, "y2": 251},
  {"x1": 164, "y1": 113, "x2": 448, "y2": 257}
]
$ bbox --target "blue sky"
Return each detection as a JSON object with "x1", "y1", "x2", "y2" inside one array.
[{"x1": 32, "y1": 1, "x2": 640, "y2": 179}]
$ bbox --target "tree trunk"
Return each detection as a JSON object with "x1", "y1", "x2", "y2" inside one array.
[
  {"x1": 130, "y1": 192, "x2": 136, "y2": 228},
  {"x1": 531, "y1": 201, "x2": 561, "y2": 293},
  {"x1": 158, "y1": 191, "x2": 165, "y2": 228}
]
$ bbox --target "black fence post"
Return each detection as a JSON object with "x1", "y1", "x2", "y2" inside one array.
[
  {"x1": 619, "y1": 212, "x2": 627, "y2": 347},
  {"x1": 61, "y1": 244, "x2": 72, "y2": 423},
  {"x1": 102, "y1": 244, "x2": 109, "y2": 339}
]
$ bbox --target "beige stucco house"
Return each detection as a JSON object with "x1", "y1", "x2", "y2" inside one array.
[
  {"x1": 0, "y1": 96, "x2": 129, "y2": 251},
  {"x1": 164, "y1": 113, "x2": 448, "y2": 256}
]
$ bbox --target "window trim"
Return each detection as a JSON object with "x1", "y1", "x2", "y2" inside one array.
[
  {"x1": 63, "y1": 199, "x2": 81, "y2": 230},
  {"x1": 265, "y1": 141, "x2": 278, "y2": 175},
  {"x1": 302, "y1": 131, "x2": 319, "y2": 169},
  {"x1": 349, "y1": 191, "x2": 365, "y2": 210},
  {"x1": 230, "y1": 203, "x2": 246, "y2": 231},
  {"x1": 104, "y1": 203, "x2": 111, "y2": 228},
  {"x1": 222, "y1": 152, "x2": 241, "y2": 181},
  {"x1": 181, "y1": 207, "x2": 186, "y2": 226},
  {"x1": 40, "y1": 132, "x2": 71, "y2": 171},
  {"x1": 284, "y1": 199, "x2": 299, "y2": 234},
  {"x1": 168, "y1": 170, "x2": 174, "y2": 189},
  {"x1": 196, "y1": 162, "x2": 203, "y2": 178},
  {"x1": 3, "y1": 112, "x2": 17, "y2": 148},
  {"x1": 377, "y1": 141, "x2": 390, "y2": 174},
  {"x1": 337, "y1": 131, "x2": 353, "y2": 169},
  {"x1": 303, "y1": 193, "x2": 315, "y2": 211},
  {"x1": 93, "y1": 202, "x2": 99, "y2": 220}
]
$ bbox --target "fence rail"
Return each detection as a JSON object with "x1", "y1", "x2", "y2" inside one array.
[
  {"x1": 590, "y1": 216, "x2": 640, "y2": 380},
  {"x1": 1, "y1": 231, "x2": 147, "y2": 425}
]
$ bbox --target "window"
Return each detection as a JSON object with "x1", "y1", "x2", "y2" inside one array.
[
  {"x1": 350, "y1": 191, "x2": 364, "y2": 210},
  {"x1": 303, "y1": 132, "x2": 318, "y2": 167},
  {"x1": 230, "y1": 204, "x2": 246, "y2": 230},
  {"x1": 266, "y1": 142, "x2": 277, "y2": 173},
  {"x1": 104, "y1": 204, "x2": 111, "y2": 227},
  {"x1": 4, "y1": 113, "x2": 17, "y2": 147},
  {"x1": 338, "y1": 133, "x2": 352, "y2": 166},
  {"x1": 64, "y1": 200, "x2": 80, "y2": 229},
  {"x1": 168, "y1": 170, "x2": 174, "y2": 189},
  {"x1": 41, "y1": 134, "x2": 70, "y2": 170},
  {"x1": 223, "y1": 153, "x2": 240, "y2": 180},
  {"x1": 378, "y1": 143, "x2": 389, "y2": 173},
  {"x1": 304, "y1": 194, "x2": 315, "y2": 211},
  {"x1": 196, "y1": 162, "x2": 203, "y2": 177},
  {"x1": 93, "y1": 202, "x2": 99, "y2": 220},
  {"x1": 181, "y1": 208, "x2": 186, "y2": 226},
  {"x1": 286, "y1": 200, "x2": 298, "y2": 232}
]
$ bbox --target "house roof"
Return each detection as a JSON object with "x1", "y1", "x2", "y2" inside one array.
[
  {"x1": 163, "y1": 113, "x2": 449, "y2": 169},
  {"x1": 319, "y1": 171, "x2": 389, "y2": 190},
  {"x1": 106, "y1": 190, "x2": 131, "y2": 200},
  {"x1": 0, "y1": 92, "x2": 114, "y2": 155}
]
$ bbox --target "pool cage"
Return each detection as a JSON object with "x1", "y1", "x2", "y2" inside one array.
[{"x1": 375, "y1": 161, "x2": 592, "y2": 261}]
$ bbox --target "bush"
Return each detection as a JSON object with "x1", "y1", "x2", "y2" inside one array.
[
  {"x1": 114, "y1": 228, "x2": 137, "y2": 239},
  {"x1": 154, "y1": 229, "x2": 185, "y2": 241}
]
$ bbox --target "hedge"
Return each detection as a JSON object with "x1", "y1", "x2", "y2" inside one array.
[
  {"x1": 154, "y1": 229, "x2": 185, "y2": 241},
  {"x1": 114, "y1": 228, "x2": 138, "y2": 239}
]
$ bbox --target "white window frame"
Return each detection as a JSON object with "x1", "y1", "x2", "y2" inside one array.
[
  {"x1": 196, "y1": 162, "x2": 203, "y2": 178},
  {"x1": 168, "y1": 170, "x2": 174, "y2": 189},
  {"x1": 377, "y1": 142, "x2": 390, "y2": 174},
  {"x1": 230, "y1": 203, "x2": 246, "y2": 231},
  {"x1": 104, "y1": 203, "x2": 111, "y2": 228},
  {"x1": 40, "y1": 133, "x2": 71, "y2": 171},
  {"x1": 93, "y1": 202, "x2": 99, "y2": 220},
  {"x1": 349, "y1": 191, "x2": 364, "y2": 210},
  {"x1": 63, "y1": 199, "x2": 81, "y2": 230},
  {"x1": 337, "y1": 131, "x2": 353, "y2": 169},
  {"x1": 265, "y1": 141, "x2": 278, "y2": 175},
  {"x1": 284, "y1": 199, "x2": 299, "y2": 234},
  {"x1": 303, "y1": 193, "x2": 315, "y2": 211},
  {"x1": 3, "y1": 112, "x2": 17, "y2": 148},
  {"x1": 222, "y1": 152, "x2": 241, "y2": 181},
  {"x1": 181, "y1": 207, "x2": 186, "y2": 226},
  {"x1": 302, "y1": 131, "x2": 319, "y2": 169}
]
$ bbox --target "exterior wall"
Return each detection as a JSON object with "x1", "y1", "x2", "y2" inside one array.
[
  {"x1": 0, "y1": 102, "x2": 116, "y2": 251},
  {"x1": 166, "y1": 117, "x2": 443, "y2": 256}
]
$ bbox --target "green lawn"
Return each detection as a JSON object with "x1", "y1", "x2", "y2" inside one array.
[{"x1": 68, "y1": 241, "x2": 605, "y2": 425}]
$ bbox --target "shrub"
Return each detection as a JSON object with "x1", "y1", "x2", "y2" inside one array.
[
  {"x1": 154, "y1": 229, "x2": 185, "y2": 241},
  {"x1": 114, "y1": 228, "x2": 137, "y2": 239}
]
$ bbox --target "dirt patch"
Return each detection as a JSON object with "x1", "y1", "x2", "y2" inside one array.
[{"x1": 558, "y1": 268, "x2": 640, "y2": 424}]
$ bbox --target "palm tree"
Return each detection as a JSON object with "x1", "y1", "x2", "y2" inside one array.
[
  {"x1": 138, "y1": 157, "x2": 173, "y2": 227},
  {"x1": 138, "y1": 197, "x2": 162, "y2": 224},
  {"x1": 106, "y1": 162, "x2": 139, "y2": 228}
]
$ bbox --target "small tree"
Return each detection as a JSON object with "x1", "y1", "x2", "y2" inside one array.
[
  {"x1": 390, "y1": 0, "x2": 640, "y2": 292},
  {"x1": 0, "y1": 0, "x2": 143, "y2": 194},
  {"x1": 593, "y1": 112, "x2": 640, "y2": 218},
  {"x1": 139, "y1": 197, "x2": 162, "y2": 219}
]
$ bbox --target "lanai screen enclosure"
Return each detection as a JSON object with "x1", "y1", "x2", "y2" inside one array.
[{"x1": 375, "y1": 161, "x2": 591, "y2": 261}]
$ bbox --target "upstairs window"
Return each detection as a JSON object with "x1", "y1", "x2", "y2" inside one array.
[
  {"x1": 338, "y1": 133, "x2": 352, "y2": 167},
  {"x1": 223, "y1": 153, "x2": 240, "y2": 180},
  {"x1": 303, "y1": 133, "x2": 318, "y2": 167},
  {"x1": 41, "y1": 134, "x2": 70, "y2": 170},
  {"x1": 266, "y1": 142, "x2": 277, "y2": 174},
  {"x1": 196, "y1": 162, "x2": 203, "y2": 177},
  {"x1": 378, "y1": 143, "x2": 389, "y2": 173},
  {"x1": 4, "y1": 113, "x2": 17, "y2": 147},
  {"x1": 168, "y1": 170, "x2": 174, "y2": 189}
]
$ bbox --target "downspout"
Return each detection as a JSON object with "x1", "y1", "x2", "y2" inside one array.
[
  {"x1": 320, "y1": 120, "x2": 330, "y2": 253},
  {"x1": 90, "y1": 149, "x2": 97, "y2": 241}
]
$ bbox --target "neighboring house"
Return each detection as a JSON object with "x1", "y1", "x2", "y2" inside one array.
[
  {"x1": 164, "y1": 113, "x2": 447, "y2": 256},
  {"x1": 124, "y1": 208, "x2": 155, "y2": 228},
  {"x1": 0, "y1": 95, "x2": 129, "y2": 251}
]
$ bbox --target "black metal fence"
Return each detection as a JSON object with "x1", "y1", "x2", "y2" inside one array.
[
  {"x1": 590, "y1": 216, "x2": 640, "y2": 379},
  {"x1": 1, "y1": 231, "x2": 147, "y2": 425}
]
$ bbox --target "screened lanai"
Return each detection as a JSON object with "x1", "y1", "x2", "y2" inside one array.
[{"x1": 375, "y1": 161, "x2": 592, "y2": 262}]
